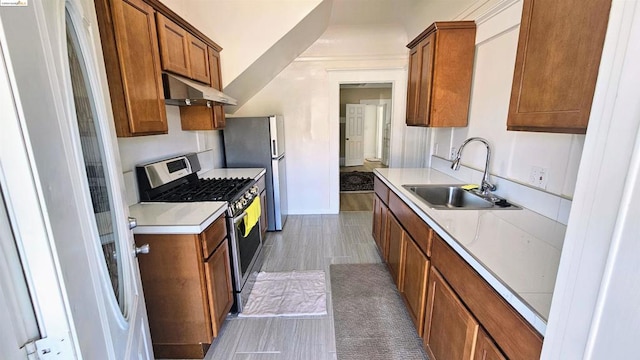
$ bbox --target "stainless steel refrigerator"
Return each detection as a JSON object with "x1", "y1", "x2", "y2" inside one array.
[{"x1": 223, "y1": 115, "x2": 288, "y2": 231}]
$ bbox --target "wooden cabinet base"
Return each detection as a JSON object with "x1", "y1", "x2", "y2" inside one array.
[
  {"x1": 135, "y1": 214, "x2": 232, "y2": 359},
  {"x1": 153, "y1": 343, "x2": 211, "y2": 359}
]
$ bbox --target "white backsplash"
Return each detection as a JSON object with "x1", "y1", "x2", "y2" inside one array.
[{"x1": 430, "y1": 156, "x2": 572, "y2": 225}]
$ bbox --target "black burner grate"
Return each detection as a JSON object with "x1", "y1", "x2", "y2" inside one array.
[{"x1": 151, "y1": 177, "x2": 253, "y2": 202}]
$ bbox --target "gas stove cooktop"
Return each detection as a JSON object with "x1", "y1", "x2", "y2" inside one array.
[
  {"x1": 150, "y1": 177, "x2": 254, "y2": 203},
  {"x1": 135, "y1": 154, "x2": 258, "y2": 210}
]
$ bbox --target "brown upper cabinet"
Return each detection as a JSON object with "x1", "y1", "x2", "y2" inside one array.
[
  {"x1": 95, "y1": 0, "x2": 226, "y2": 136},
  {"x1": 188, "y1": 35, "x2": 211, "y2": 83},
  {"x1": 507, "y1": 0, "x2": 612, "y2": 133},
  {"x1": 178, "y1": 46, "x2": 226, "y2": 131},
  {"x1": 94, "y1": 0, "x2": 168, "y2": 137},
  {"x1": 208, "y1": 47, "x2": 223, "y2": 91},
  {"x1": 156, "y1": 13, "x2": 211, "y2": 84},
  {"x1": 406, "y1": 21, "x2": 476, "y2": 127},
  {"x1": 156, "y1": 13, "x2": 190, "y2": 77}
]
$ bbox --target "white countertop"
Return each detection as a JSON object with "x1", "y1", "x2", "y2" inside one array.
[
  {"x1": 130, "y1": 168, "x2": 266, "y2": 234},
  {"x1": 129, "y1": 202, "x2": 227, "y2": 234},
  {"x1": 199, "y1": 167, "x2": 266, "y2": 180},
  {"x1": 375, "y1": 168, "x2": 566, "y2": 335}
]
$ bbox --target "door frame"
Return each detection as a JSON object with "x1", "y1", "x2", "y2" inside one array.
[{"x1": 328, "y1": 68, "x2": 407, "y2": 214}]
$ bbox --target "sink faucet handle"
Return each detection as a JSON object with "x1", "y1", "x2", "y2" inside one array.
[{"x1": 481, "y1": 180, "x2": 497, "y2": 193}]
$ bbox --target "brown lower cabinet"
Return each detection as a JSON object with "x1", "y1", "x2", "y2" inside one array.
[
  {"x1": 372, "y1": 194, "x2": 389, "y2": 259},
  {"x1": 475, "y1": 329, "x2": 507, "y2": 360},
  {"x1": 372, "y1": 174, "x2": 542, "y2": 359},
  {"x1": 423, "y1": 267, "x2": 479, "y2": 360},
  {"x1": 401, "y1": 236, "x2": 430, "y2": 335},
  {"x1": 386, "y1": 214, "x2": 405, "y2": 288},
  {"x1": 134, "y1": 214, "x2": 233, "y2": 359}
]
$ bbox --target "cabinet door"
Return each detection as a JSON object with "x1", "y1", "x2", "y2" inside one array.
[
  {"x1": 507, "y1": 0, "x2": 611, "y2": 133},
  {"x1": 401, "y1": 236, "x2": 430, "y2": 335},
  {"x1": 179, "y1": 104, "x2": 225, "y2": 130},
  {"x1": 405, "y1": 45, "x2": 421, "y2": 125},
  {"x1": 208, "y1": 47, "x2": 223, "y2": 90},
  {"x1": 205, "y1": 238, "x2": 233, "y2": 338},
  {"x1": 156, "y1": 13, "x2": 190, "y2": 77},
  {"x1": 474, "y1": 329, "x2": 506, "y2": 360},
  {"x1": 134, "y1": 233, "x2": 212, "y2": 357},
  {"x1": 95, "y1": 0, "x2": 168, "y2": 136},
  {"x1": 372, "y1": 194, "x2": 388, "y2": 258},
  {"x1": 405, "y1": 21, "x2": 475, "y2": 128},
  {"x1": 212, "y1": 103, "x2": 226, "y2": 129},
  {"x1": 423, "y1": 267, "x2": 479, "y2": 360},
  {"x1": 415, "y1": 33, "x2": 435, "y2": 126},
  {"x1": 188, "y1": 34, "x2": 210, "y2": 83},
  {"x1": 387, "y1": 214, "x2": 405, "y2": 289},
  {"x1": 259, "y1": 190, "x2": 268, "y2": 237}
]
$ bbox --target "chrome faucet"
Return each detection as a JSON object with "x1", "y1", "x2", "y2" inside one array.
[{"x1": 451, "y1": 137, "x2": 497, "y2": 195}]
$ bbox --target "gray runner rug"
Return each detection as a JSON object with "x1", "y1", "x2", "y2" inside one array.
[{"x1": 330, "y1": 263, "x2": 428, "y2": 360}]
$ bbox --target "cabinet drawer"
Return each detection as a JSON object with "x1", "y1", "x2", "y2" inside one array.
[
  {"x1": 431, "y1": 234, "x2": 543, "y2": 360},
  {"x1": 388, "y1": 191, "x2": 432, "y2": 257},
  {"x1": 201, "y1": 214, "x2": 226, "y2": 259},
  {"x1": 374, "y1": 176, "x2": 390, "y2": 205}
]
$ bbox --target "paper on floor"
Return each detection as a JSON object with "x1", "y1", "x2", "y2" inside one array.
[{"x1": 239, "y1": 270, "x2": 327, "y2": 317}]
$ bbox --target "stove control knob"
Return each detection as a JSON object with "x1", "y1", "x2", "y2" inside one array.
[{"x1": 250, "y1": 186, "x2": 259, "y2": 195}]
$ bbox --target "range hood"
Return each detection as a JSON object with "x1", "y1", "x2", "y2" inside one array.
[{"x1": 162, "y1": 73, "x2": 237, "y2": 106}]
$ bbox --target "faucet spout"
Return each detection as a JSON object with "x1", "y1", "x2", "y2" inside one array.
[{"x1": 451, "y1": 137, "x2": 496, "y2": 194}]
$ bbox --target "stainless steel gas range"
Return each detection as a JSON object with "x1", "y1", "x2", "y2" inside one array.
[{"x1": 136, "y1": 153, "x2": 263, "y2": 312}]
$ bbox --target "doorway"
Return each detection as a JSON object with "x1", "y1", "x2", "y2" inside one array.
[{"x1": 339, "y1": 83, "x2": 390, "y2": 211}]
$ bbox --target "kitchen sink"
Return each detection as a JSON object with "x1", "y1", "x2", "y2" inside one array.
[{"x1": 402, "y1": 184, "x2": 520, "y2": 210}]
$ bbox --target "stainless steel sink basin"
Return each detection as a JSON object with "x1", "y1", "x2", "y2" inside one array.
[{"x1": 402, "y1": 184, "x2": 519, "y2": 210}]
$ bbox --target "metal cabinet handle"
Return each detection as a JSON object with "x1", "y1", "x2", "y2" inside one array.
[
  {"x1": 135, "y1": 244, "x2": 150, "y2": 256},
  {"x1": 128, "y1": 217, "x2": 137, "y2": 230}
]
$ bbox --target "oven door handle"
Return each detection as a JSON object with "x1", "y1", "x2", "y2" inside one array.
[{"x1": 233, "y1": 211, "x2": 248, "y2": 225}]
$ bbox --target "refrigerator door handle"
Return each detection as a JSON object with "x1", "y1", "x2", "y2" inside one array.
[{"x1": 272, "y1": 140, "x2": 277, "y2": 157}]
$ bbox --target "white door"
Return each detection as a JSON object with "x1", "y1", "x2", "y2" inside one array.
[
  {"x1": 345, "y1": 104, "x2": 365, "y2": 166},
  {"x1": 362, "y1": 104, "x2": 378, "y2": 160},
  {"x1": 0, "y1": 190, "x2": 38, "y2": 360},
  {"x1": 0, "y1": 1, "x2": 152, "y2": 358}
]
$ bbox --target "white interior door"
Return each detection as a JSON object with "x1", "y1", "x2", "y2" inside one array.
[
  {"x1": 363, "y1": 104, "x2": 377, "y2": 160},
  {"x1": 345, "y1": 104, "x2": 365, "y2": 166},
  {"x1": 376, "y1": 105, "x2": 385, "y2": 159},
  {"x1": 0, "y1": 1, "x2": 152, "y2": 358}
]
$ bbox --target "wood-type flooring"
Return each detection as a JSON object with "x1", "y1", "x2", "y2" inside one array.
[
  {"x1": 340, "y1": 159, "x2": 386, "y2": 211},
  {"x1": 202, "y1": 212, "x2": 380, "y2": 360}
]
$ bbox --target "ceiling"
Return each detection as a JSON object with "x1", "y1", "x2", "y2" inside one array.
[{"x1": 328, "y1": 0, "x2": 413, "y2": 26}]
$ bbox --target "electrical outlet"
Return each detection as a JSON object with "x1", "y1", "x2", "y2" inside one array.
[
  {"x1": 450, "y1": 147, "x2": 457, "y2": 160},
  {"x1": 529, "y1": 166, "x2": 548, "y2": 188}
]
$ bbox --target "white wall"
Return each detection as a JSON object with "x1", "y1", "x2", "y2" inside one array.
[
  {"x1": 403, "y1": 0, "x2": 478, "y2": 40},
  {"x1": 430, "y1": 0, "x2": 583, "y2": 199},
  {"x1": 159, "y1": 0, "x2": 322, "y2": 86},
  {"x1": 117, "y1": 106, "x2": 224, "y2": 171},
  {"x1": 542, "y1": 1, "x2": 640, "y2": 357},
  {"x1": 232, "y1": 25, "x2": 409, "y2": 214},
  {"x1": 117, "y1": 107, "x2": 225, "y2": 204}
]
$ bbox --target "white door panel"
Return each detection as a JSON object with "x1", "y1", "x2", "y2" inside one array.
[
  {"x1": 345, "y1": 104, "x2": 365, "y2": 166},
  {"x1": 0, "y1": 1, "x2": 152, "y2": 358},
  {"x1": 0, "y1": 190, "x2": 35, "y2": 360}
]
